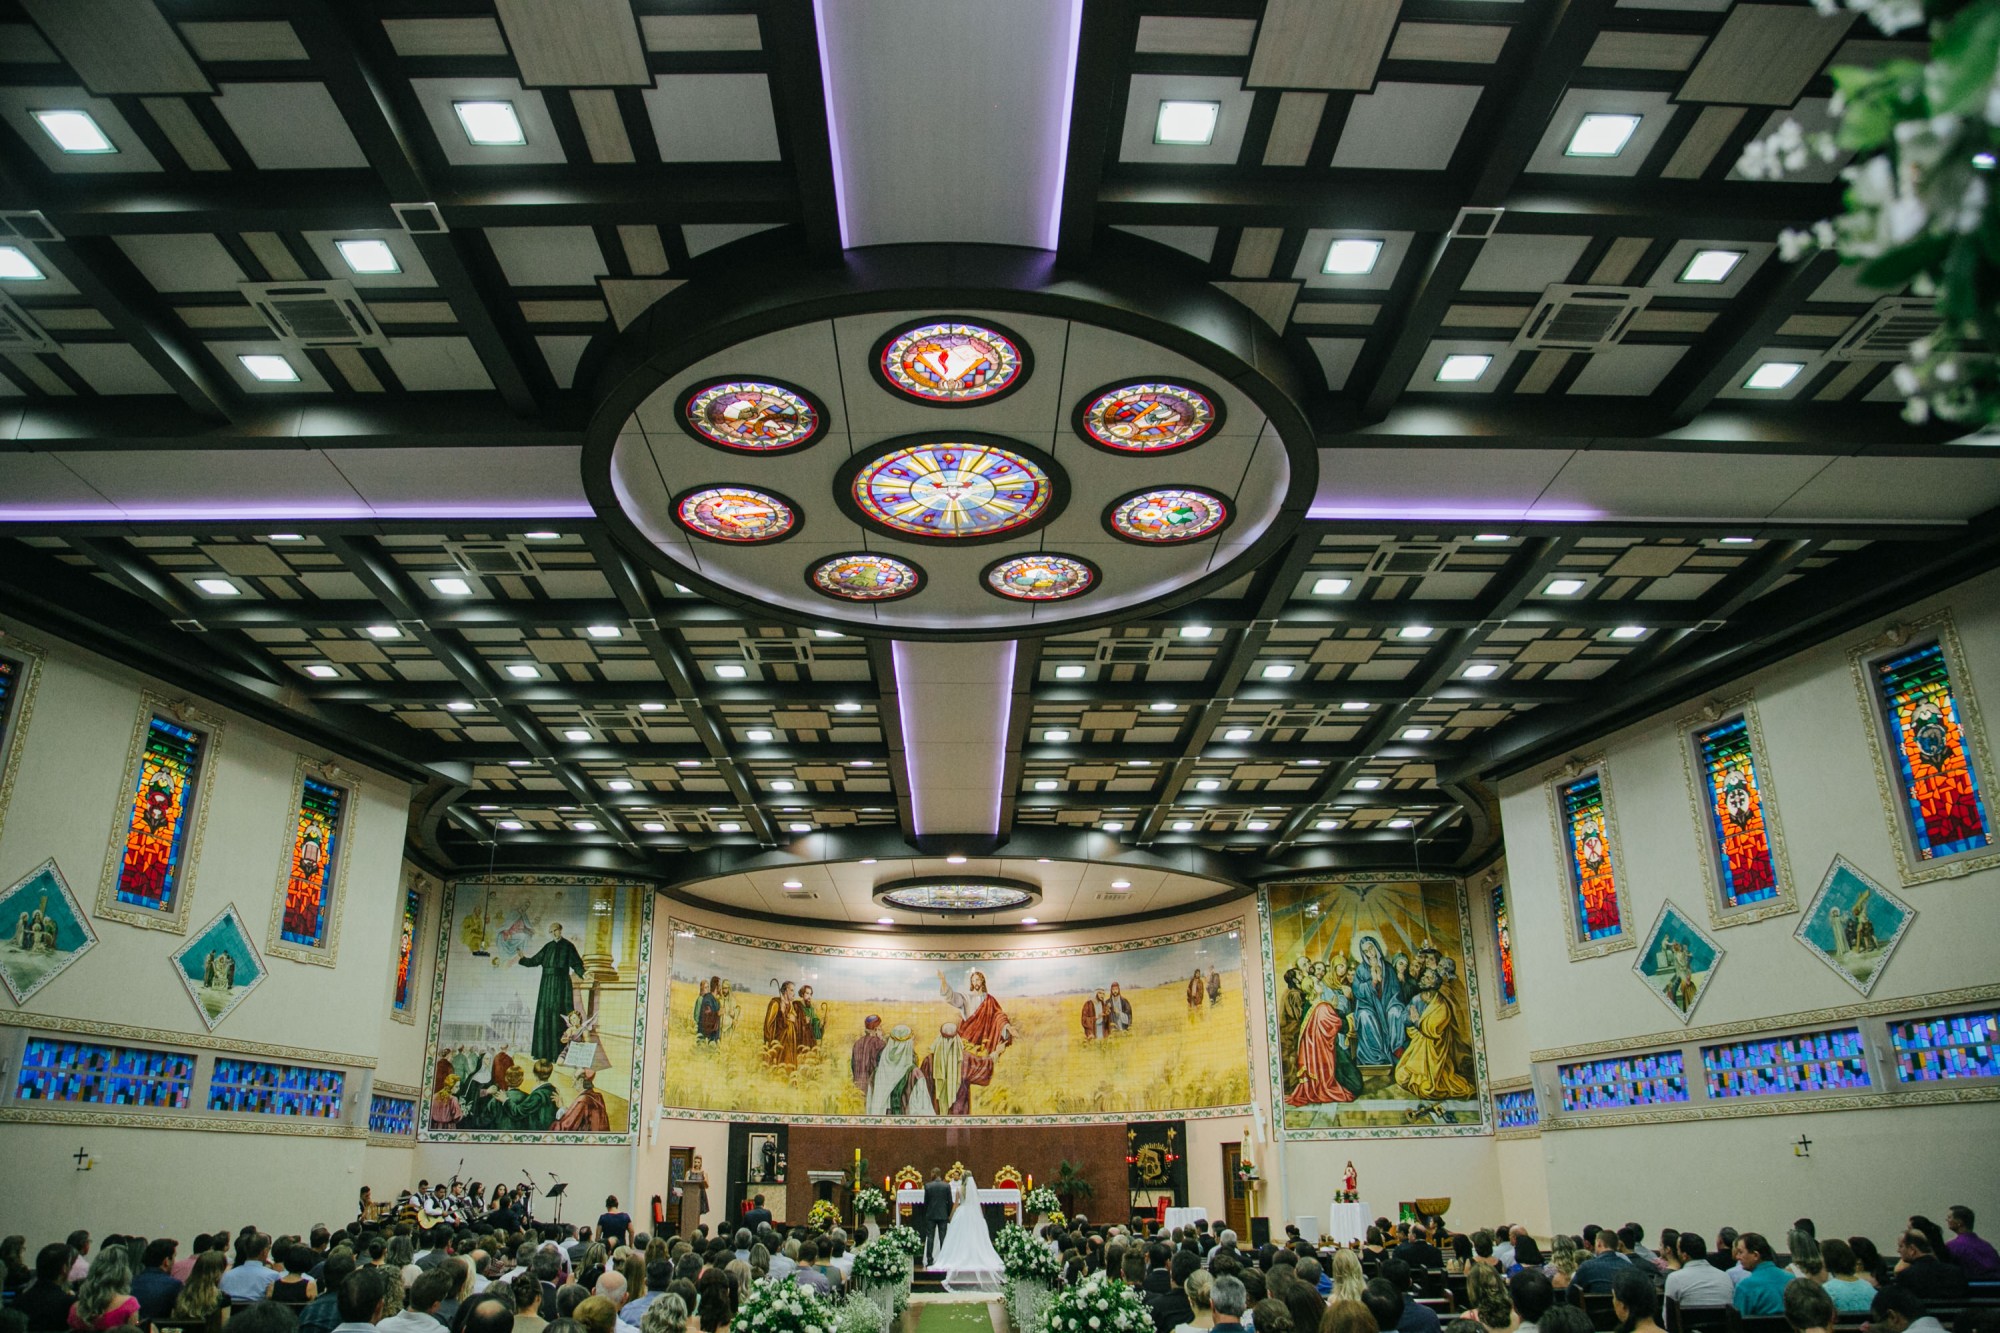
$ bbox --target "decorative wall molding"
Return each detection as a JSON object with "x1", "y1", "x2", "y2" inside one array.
[
  {"x1": 0, "y1": 1104, "x2": 367, "y2": 1139},
  {"x1": 367, "y1": 1133, "x2": 416, "y2": 1149},
  {"x1": 0, "y1": 1008, "x2": 377, "y2": 1068},
  {"x1": 1494, "y1": 1127, "x2": 1542, "y2": 1141},
  {"x1": 264, "y1": 755, "x2": 359, "y2": 968},
  {"x1": 1676, "y1": 693, "x2": 1800, "y2": 929},
  {"x1": 0, "y1": 627, "x2": 47, "y2": 851},
  {"x1": 1544, "y1": 1081, "x2": 2000, "y2": 1131},
  {"x1": 668, "y1": 912, "x2": 1253, "y2": 962},
  {"x1": 1490, "y1": 1074, "x2": 1533, "y2": 1093},
  {"x1": 375, "y1": 1080, "x2": 419, "y2": 1097},
  {"x1": 94, "y1": 692, "x2": 225, "y2": 935}
]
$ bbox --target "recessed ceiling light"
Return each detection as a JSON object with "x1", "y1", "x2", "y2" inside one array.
[
  {"x1": 1315, "y1": 819, "x2": 1341, "y2": 831},
  {"x1": 505, "y1": 663, "x2": 541, "y2": 679},
  {"x1": 678, "y1": 760, "x2": 699, "y2": 768},
  {"x1": 477, "y1": 805, "x2": 497, "y2": 812},
  {"x1": 1180, "y1": 625, "x2": 1213, "y2": 639},
  {"x1": 946, "y1": 855, "x2": 967, "y2": 864},
  {"x1": 1402, "y1": 727, "x2": 1434, "y2": 741},
  {"x1": 454, "y1": 100, "x2": 526, "y2": 146},
  {"x1": 1313, "y1": 577, "x2": 1351, "y2": 596},
  {"x1": 852, "y1": 759, "x2": 873, "y2": 767},
  {"x1": 1131, "y1": 759, "x2": 1151, "y2": 767},
  {"x1": 586, "y1": 624, "x2": 622, "y2": 639},
  {"x1": 788, "y1": 822, "x2": 811, "y2": 833},
  {"x1": 1399, "y1": 625, "x2": 1435, "y2": 639},
  {"x1": 304, "y1": 663, "x2": 338, "y2": 679},
  {"x1": 1224, "y1": 728, "x2": 1253, "y2": 741},
  {"x1": 1610, "y1": 625, "x2": 1649, "y2": 639},
  {"x1": 563, "y1": 729, "x2": 590, "y2": 741},
  {"x1": 523, "y1": 531, "x2": 561, "y2": 540},
  {"x1": 1544, "y1": 577, "x2": 1587, "y2": 596},
  {"x1": 861, "y1": 858, "x2": 878, "y2": 865},
  {"x1": 769, "y1": 779, "x2": 795, "y2": 792},
  {"x1": 570, "y1": 821, "x2": 598, "y2": 832},
  {"x1": 717, "y1": 822, "x2": 741, "y2": 833},
  {"x1": 1054, "y1": 665, "x2": 1086, "y2": 679},
  {"x1": 1301, "y1": 758, "x2": 1323, "y2": 766},
  {"x1": 1260, "y1": 663, "x2": 1296, "y2": 679},
  {"x1": 1473, "y1": 533, "x2": 1509, "y2": 542},
  {"x1": 608, "y1": 779, "x2": 633, "y2": 791},
  {"x1": 1354, "y1": 778, "x2": 1383, "y2": 790},
  {"x1": 876, "y1": 916, "x2": 894, "y2": 925},
  {"x1": 1149, "y1": 701, "x2": 1176, "y2": 712},
  {"x1": 365, "y1": 624, "x2": 401, "y2": 639},
  {"x1": 0, "y1": 247, "x2": 44, "y2": 281},
  {"x1": 1171, "y1": 820, "x2": 1194, "y2": 831},
  {"x1": 1720, "y1": 536, "x2": 1756, "y2": 545},
  {"x1": 1566, "y1": 112, "x2": 1641, "y2": 158},
  {"x1": 334, "y1": 238, "x2": 401, "y2": 275},
  {"x1": 1102, "y1": 821, "x2": 1126, "y2": 832},
  {"x1": 1340, "y1": 701, "x2": 1371, "y2": 711},
  {"x1": 194, "y1": 577, "x2": 239, "y2": 596},
  {"x1": 506, "y1": 760, "x2": 531, "y2": 768},
  {"x1": 1679, "y1": 249, "x2": 1744, "y2": 284},
  {"x1": 1246, "y1": 820, "x2": 1270, "y2": 832},
  {"x1": 1155, "y1": 99, "x2": 1220, "y2": 145},
  {"x1": 238, "y1": 354, "x2": 299, "y2": 383},
  {"x1": 446, "y1": 701, "x2": 475, "y2": 712},
  {"x1": 641, "y1": 822, "x2": 666, "y2": 832},
  {"x1": 1195, "y1": 779, "x2": 1222, "y2": 792},
  {"x1": 780, "y1": 880, "x2": 805, "y2": 890},
  {"x1": 639, "y1": 702, "x2": 666, "y2": 712},
  {"x1": 834, "y1": 701, "x2": 862, "y2": 712},
  {"x1": 267, "y1": 533, "x2": 304, "y2": 541},
  {"x1": 814, "y1": 628, "x2": 844, "y2": 638},
  {"x1": 1322, "y1": 238, "x2": 1384, "y2": 276},
  {"x1": 497, "y1": 820, "x2": 523, "y2": 831},
  {"x1": 714, "y1": 664, "x2": 747, "y2": 679},
  {"x1": 32, "y1": 109, "x2": 115, "y2": 154},
  {"x1": 1034, "y1": 780, "x2": 1059, "y2": 791},
  {"x1": 1110, "y1": 880, "x2": 1131, "y2": 890},
  {"x1": 1436, "y1": 354, "x2": 1492, "y2": 383},
  {"x1": 1745, "y1": 361, "x2": 1804, "y2": 391},
  {"x1": 1462, "y1": 663, "x2": 1500, "y2": 679},
  {"x1": 1044, "y1": 729, "x2": 1071, "y2": 742},
  {"x1": 430, "y1": 576, "x2": 473, "y2": 596},
  {"x1": 745, "y1": 729, "x2": 774, "y2": 742},
  {"x1": 1020, "y1": 917, "x2": 1038, "y2": 925}
]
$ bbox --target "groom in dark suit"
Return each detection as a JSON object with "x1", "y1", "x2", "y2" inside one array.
[{"x1": 922, "y1": 1168, "x2": 953, "y2": 1265}]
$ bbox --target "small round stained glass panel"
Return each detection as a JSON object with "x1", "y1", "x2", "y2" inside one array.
[
  {"x1": 1077, "y1": 380, "x2": 1221, "y2": 453},
  {"x1": 875, "y1": 878, "x2": 1039, "y2": 914},
  {"x1": 1106, "y1": 487, "x2": 1231, "y2": 544},
  {"x1": 874, "y1": 320, "x2": 1027, "y2": 404},
  {"x1": 984, "y1": 553, "x2": 1097, "y2": 602},
  {"x1": 850, "y1": 440, "x2": 1056, "y2": 541},
  {"x1": 678, "y1": 379, "x2": 824, "y2": 452},
  {"x1": 808, "y1": 552, "x2": 924, "y2": 602},
  {"x1": 673, "y1": 486, "x2": 798, "y2": 543}
]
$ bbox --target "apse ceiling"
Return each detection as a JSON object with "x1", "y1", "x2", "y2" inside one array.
[{"x1": 0, "y1": 0, "x2": 1997, "y2": 921}]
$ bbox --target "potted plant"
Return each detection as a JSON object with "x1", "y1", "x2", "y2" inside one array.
[{"x1": 1052, "y1": 1160, "x2": 1095, "y2": 1218}]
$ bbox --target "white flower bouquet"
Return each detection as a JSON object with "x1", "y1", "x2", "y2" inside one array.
[
  {"x1": 736, "y1": 1276, "x2": 836, "y2": 1333},
  {"x1": 1023, "y1": 1187, "x2": 1061, "y2": 1216},
  {"x1": 1042, "y1": 1272, "x2": 1152, "y2": 1333},
  {"x1": 853, "y1": 1187, "x2": 891, "y2": 1218}
]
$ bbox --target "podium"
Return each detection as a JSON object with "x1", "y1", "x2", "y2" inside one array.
[{"x1": 678, "y1": 1171, "x2": 706, "y2": 1237}]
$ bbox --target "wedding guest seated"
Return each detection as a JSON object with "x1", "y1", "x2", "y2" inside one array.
[
  {"x1": 173, "y1": 1253, "x2": 232, "y2": 1332},
  {"x1": 789, "y1": 1243, "x2": 831, "y2": 1296},
  {"x1": 1782, "y1": 1280, "x2": 1834, "y2": 1333},
  {"x1": 1322, "y1": 1301, "x2": 1379, "y2": 1333},
  {"x1": 223, "y1": 1238, "x2": 281, "y2": 1306},
  {"x1": 271, "y1": 1250, "x2": 318, "y2": 1308},
  {"x1": 1463, "y1": 1263, "x2": 1513, "y2": 1333},
  {"x1": 16, "y1": 1244, "x2": 74, "y2": 1333},
  {"x1": 1171, "y1": 1271, "x2": 1215, "y2": 1333},
  {"x1": 1818, "y1": 1241, "x2": 1877, "y2": 1315},
  {"x1": 67, "y1": 1249, "x2": 138, "y2": 1333},
  {"x1": 1868, "y1": 1287, "x2": 1945, "y2": 1333},
  {"x1": 1731, "y1": 1236, "x2": 1789, "y2": 1317},
  {"x1": 329, "y1": 1271, "x2": 384, "y2": 1333},
  {"x1": 132, "y1": 1240, "x2": 183, "y2": 1321},
  {"x1": 1509, "y1": 1269, "x2": 1554, "y2": 1333},
  {"x1": 1610, "y1": 1272, "x2": 1664, "y2": 1333},
  {"x1": 1665, "y1": 1233, "x2": 1733, "y2": 1310},
  {"x1": 1891, "y1": 1232, "x2": 1968, "y2": 1304},
  {"x1": 1946, "y1": 1208, "x2": 2000, "y2": 1281},
  {"x1": 638, "y1": 1296, "x2": 686, "y2": 1333}
]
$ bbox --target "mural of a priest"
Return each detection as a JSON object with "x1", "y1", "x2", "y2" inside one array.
[{"x1": 516, "y1": 921, "x2": 585, "y2": 1062}]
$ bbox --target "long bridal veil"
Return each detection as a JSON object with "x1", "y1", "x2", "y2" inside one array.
[{"x1": 931, "y1": 1172, "x2": 1004, "y2": 1290}]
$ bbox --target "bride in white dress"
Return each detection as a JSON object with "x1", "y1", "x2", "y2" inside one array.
[{"x1": 930, "y1": 1172, "x2": 1005, "y2": 1291}]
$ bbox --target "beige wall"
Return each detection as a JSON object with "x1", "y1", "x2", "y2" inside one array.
[{"x1": 1492, "y1": 566, "x2": 2000, "y2": 1241}]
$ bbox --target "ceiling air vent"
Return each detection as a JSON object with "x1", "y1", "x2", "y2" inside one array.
[
  {"x1": 239, "y1": 279, "x2": 387, "y2": 349},
  {"x1": 583, "y1": 709, "x2": 635, "y2": 732},
  {"x1": 1829, "y1": 297, "x2": 1942, "y2": 362},
  {"x1": 1095, "y1": 639, "x2": 1168, "y2": 665},
  {"x1": 1260, "y1": 707, "x2": 1325, "y2": 731},
  {"x1": 744, "y1": 639, "x2": 810, "y2": 665},
  {"x1": 1515, "y1": 285, "x2": 1650, "y2": 351},
  {"x1": 1366, "y1": 542, "x2": 1455, "y2": 576},
  {"x1": 0, "y1": 293, "x2": 55, "y2": 352},
  {"x1": 447, "y1": 540, "x2": 540, "y2": 575}
]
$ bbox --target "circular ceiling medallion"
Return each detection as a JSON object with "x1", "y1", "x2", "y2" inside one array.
[
  {"x1": 983, "y1": 552, "x2": 1099, "y2": 602},
  {"x1": 807, "y1": 551, "x2": 925, "y2": 603},
  {"x1": 672, "y1": 485, "x2": 799, "y2": 544},
  {"x1": 871, "y1": 318, "x2": 1030, "y2": 406},
  {"x1": 675, "y1": 377, "x2": 826, "y2": 453},
  {"x1": 840, "y1": 436, "x2": 1064, "y2": 544},
  {"x1": 1074, "y1": 379, "x2": 1223, "y2": 455},
  {"x1": 875, "y1": 877, "x2": 1041, "y2": 914},
  {"x1": 1105, "y1": 486, "x2": 1233, "y2": 545}
]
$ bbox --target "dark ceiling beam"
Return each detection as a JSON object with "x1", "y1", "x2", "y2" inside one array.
[
  {"x1": 448, "y1": 741, "x2": 889, "y2": 765},
  {"x1": 1055, "y1": 0, "x2": 1139, "y2": 262},
  {"x1": 1664, "y1": 250, "x2": 1845, "y2": 423},
  {"x1": 760, "y1": 0, "x2": 844, "y2": 258},
  {"x1": 291, "y1": 2, "x2": 544, "y2": 416},
  {"x1": 297, "y1": 678, "x2": 889, "y2": 709},
  {"x1": 178, "y1": 599, "x2": 806, "y2": 633},
  {"x1": 64, "y1": 536, "x2": 294, "y2": 688},
  {"x1": 0, "y1": 398, "x2": 583, "y2": 453},
  {"x1": 1587, "y1": 537, "x2": 1826, "y2": 687}
]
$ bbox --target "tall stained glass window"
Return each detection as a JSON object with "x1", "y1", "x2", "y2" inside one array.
[
  {"x1": 280, "y1": 775, "x2": 345, "y2": 948},
  {"x1": 1557, "y1": 771, "x2": 1624, "y2": 944},
  {"x1": 392, "y1": 882, "x2": 421, "y2": 1014},
  {"x1": 1491, "y1": 881, "x2": 1518, "y2": 1011},
  {"x1": 1693, "y1": 714, "x2": 1782, "y2": 910},
  {"x1": 114, "y1": 716, "x2": 206, "y2": 916},
  {"x1": 0, "y1": 653, "x2": 21, "y2": 752},
  {"x1": 1872, "y1": 641, "x2": 1992, "y2": 863}
]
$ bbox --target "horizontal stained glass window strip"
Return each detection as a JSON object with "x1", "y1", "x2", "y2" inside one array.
[
  {"x1": 1556, "y1": 1050, "x2": 1689, "y2": 1111},
  {"x1": 279, "y1": 775, "x2": 344, "y2": 947},
  {"x1": 208, "y1": 1057, "x2": 345, "y2": 1118},
  {"x1": 115, "y1": 716, "x2": 205, "y2": 914},
  {"x1": 15, "y1": 1037, "x2": 195, "y2": 1108},
  {"x1": 1495, "y1": 1088, "x2": 1538, "y2": 1129},
  {"x1": 1694, "y1": 715, "x2": 1780, "y2": 908},
  {"x1": 1558, "y1": 772, "x2": 1623, "y2": 941},
  {"x1": 368, "y1": 1094, "x2": 417, "y2": 1137},
  {"x1": 1702, "y1": 1026, "x2": 1870, "y2": 1098},
  {"x1": 1874, "y1": 641, "x2": 1993, "y2": 861},
  {"x1": 1890, "y1": 1008, "x2": 2000, "y2": 1083}
]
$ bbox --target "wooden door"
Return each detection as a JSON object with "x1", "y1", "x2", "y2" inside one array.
[{"x1": 1221, "y1": 1142, "x2": 1248, "y2": 1239}]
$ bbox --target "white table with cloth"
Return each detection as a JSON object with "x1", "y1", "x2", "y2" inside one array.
[
  {"x1": 896, "y1": 1186, "x2": 1022, "y2": 1219},
  {"x1": 1163, "y1": 1206, "x2": 1209, "y2": 1230},
  {"x1": 1325, "y1": 1200, "x2": 1373, "y2": 1246}
]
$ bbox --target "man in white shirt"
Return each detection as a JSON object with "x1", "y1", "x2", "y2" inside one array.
[
  {"x1": 383, "y1": 1267, "x2": 455, "y2": 1333},
  {"x1": 768, "y1": 1241, "x2": 796, "y2": 1281},
  {"x1": 221, "y1": 1236, "x2": 282, "y2": 1305},
  {"x1": 1665, "y1": 1234, "x2": 1735, "y2": 1309},
  {"x1": 1493, "y1": 1228, "x2": 1518, "y2": 1270}
]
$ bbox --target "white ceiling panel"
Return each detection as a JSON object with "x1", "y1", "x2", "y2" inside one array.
[
  {"x1": 212, "y1": 83, "x2": 368, "y2": 170},
  {"x1": 379, "y1": 337, "x2": 495, "y2": 392},
  {"x1": 644, "y1": 74, "x2": 783, "y2": 162},
  {"x1": 333, "y1": 447, "x2": 590, "y2": 511},
  {"x1": 1566, "y1": 344, "x2": 1686, "y2": 396},
  {"x1": 483, "y1": 226, "x2": 609, "y2": 289},
  {"x1": 1462, "y1": 235, "x2": 1591, "y2": 293},
  {"x1": 1768, "y1": 457, "x2": 2000, "y2": 522},
  {"x1": 1531, "y1": 450, "x2": 1832, "y2": 520},
  {"x1": 1310, "y1": 447, "x2": 1573, "y2": 521},
  {"x1": 1331, "y1": 82, "x2": 1482, "y2": 171},
  {"x1": 115, "y1": 234, "x2": 246, "y2": 293},
  {"x1": 60, "y1": 343, "x2": 172, "y2": 395}
]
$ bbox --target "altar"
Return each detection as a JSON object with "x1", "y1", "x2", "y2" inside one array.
[
  {"x1": 1324, "y1": 1200, "x2": 1373, "y2": 1247},
  {"x1": 897, "y1": 1185, "x2": 1022, "y2": 1224}
]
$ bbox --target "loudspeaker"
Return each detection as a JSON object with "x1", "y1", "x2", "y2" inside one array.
[{"x1": 1250, "y1": 1217, "x2": 1271, "y2": 1247}]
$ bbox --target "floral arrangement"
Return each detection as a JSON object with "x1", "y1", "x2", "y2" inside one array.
[
  {"x1": 1044, "y1": 1272, "x2": 1153, "y2": 1333},
  {"x1": 849, "y1": 1241, "x2": 911, "y2": 1288},
  {"x1": 993, "y1": 1225, "x2": 1062, "y2": 1283},
  {"x1": 876, "y1": 1226, "x2": 926, "y2": 1262},
  {"x1": 1044, "y1": 1210, "x2": 1066, "y2": 1230},
  {"x1": 853, "y1": 1187, "x2": 890, "y2": 1218},
  {"x1": 808, "y1": 1199, "x2": 842, "y2": 1230},
  {"x1": 1023, "y1": 1186, "x2": 1061, "y2": 1216},
  {"x1": 1737, "y1": 0, "x2": 2000, "y2": 425},
  {"x1": 1234, "y1": 1158, "x2": 1260, "y2": 1187},
  {"x1": 736, "y1": 1275, "x2": 836, "y2": 1333},
  {"x1": 832, "y1": 1293, "x2": 889, "y2": 1333}
]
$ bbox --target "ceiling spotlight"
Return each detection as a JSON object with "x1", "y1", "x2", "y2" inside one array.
[
  {"x1": 1171, "y1": 820, "x2": 1195, "y2": 831},
  {"x1": 1130, "y1": 760, "x2": 1152, "y2": 767},
  {"x1": 1399, "y1": 625, "x2": 1435, "y2": 639},
  {"x1": 1340, "y1": 701, "x2": 1371, "y2": 711},
  {"x1": 1322, "y1": 238, "x2": 1384, "y2": 276},
  {"x1": 1043, "y1": 729, "x2": 1071, "y2": 742},
  {"x1": 1745, "y1": 361, "x2": 1804, "y2": 391},
  {"x1": 714, "y1": 663, "x2": 747, "y2": 679},
  {"x1": 745, "y1": 729, "x2": 774, "y2": 742},
  {"x1": 639, "y1": 702, "x2": 666, "y2": 712},
  {"x1": 0, "y1": 246, "x2": 44, "y2": 281},
  {"x1": 1313, "y1": 577, "x2": 1351, "y2": 596},
  {"x1": 1020, "y1": 917, "x2": 1038, "y2": 925},
  {"x1": 239, "y1": 354, "x2": 299, "y2": 383},
  {"x1": 769, "y1": 779, "x2": 795, "y2": 792},
  {"x1": 781, "y1": 880, "x2": 804, "y2": 890},
  {"x1": 1300, "y1": 759, "x2": 1323, "y2": 766},
  {"x1": 1260, "y1": 663, "x2": 1296, "y2": 679},
  {"x1": 304, "y1": 663, "x2": 338, "y2": 679},
  {"x1": 1224, "y1": 728, "x2": 1253, "y2": 741},
  {"x1": 1034, "y1": 780, "x2": 1059, "y2": 791},
  {"x1": 454, "y1": 99, "x2": 526, "y2": 145},
  {"x1": 1054, "y1": 664, "x2": 1087, "y2": 679},
  {"x1": 677, "y1": 760, "x2": 699, "y2": 768},
  {"x1": 1246, "y1": 820, "x2": 1270, "y2": 831},
  {"x1": 946, "y1": 855, "x2": 967, "y2": 864},
  {"x1": 523, "y1": 531, "x2": 561, "y2": 540},
  {"x1": 716, "y1": 822, "x2": 741, "y2": 833},
  {"x1": 570, "y1": 821, "x2": 598, "y2": 832},
  {"x1": 585, "y1": 624, "x2": 622, "y2": 639},
  {"x1": 1402, "y1": 727, "x2": 1434, "y2": 741},
  {"x1": 1610, "y1": 625, "x2": 1649, "y2": 639},
  {"x1": 446, "y1": 701, "x2": 475, "y2": 712},
  {"x1": 834, "y1": 701, "x2": 862, "y2": 712},
  {"x1": 861, "y1": 858, "x2": 878, "y2": 865},
  {"x1": 814, "y1": 628, "x2": 844, "y2": 638},
  {"x1": 1354, "y1": 777, "x2": 1383, "y2": 790},
  {"x1": 1679, "y1": 249, "x2": 1744, "y2": 284},
  {"x1": 1109, "y1": 880, "x2": 1131, "y2": 890},
  {"x1": 608, "y1": 780, "x2": 633, "y2": 792},
  {"x1": 876, "y1": 916, "x2": 895, "y2": 925},
  {"x1": 1155, "y1": 99, "x2": 1221, "y2": 145},
  {"x1": 365, "y1": 624, "x2": 401, "y2": 639},
  {"x1": 1436, "y1": 354, "x2": 1492, "y2": 383},
  {"x1": 1388, "y1": 818, "x2": 1416, "y2": 829},
  {"x1": 267, "y1": 533, "x2": 304, "y2": 541},
  {"x1": 505, "y1": 663, "x2": 541, "y2": 679},
  {"x1": 1720, "y1": 536, "x2": 1756, "y2": 545},
  {"x1": 1566, "y1": 112, "x2": 1641, "y2": 158},
  {"x1": 563, "y1": 729, "x2": 590, "y2": 741},
  {"x1": 852, "y1": 759, "x2": 873, "y2": 767},
  {"x1": 1102, "y1": 821, "x2": 1126, "y2": 832},
  {"x1": 641, "y1": 822, "x2": 666, "y2": 832},
  {"x1": 1315, "y1": 819, "x2": 1341, "y2": 831},
  {"x1": 334, "y1": 238, "x2": 401, "y2": 275},
  {"x1": 506, "y1": 760, "x2": 531, "y2": 767},
  {"x1": 1544, "y1": 577, "x2": 1587, "y2": 596},
  {"x1": 194, "y1": 577, "x2": 239, "y2": 596},
  {"x1": 788, "y1": 822, "x2": 811, "y2": 833},
  {"x1": 1473, "y1": 533, "x2": 1509, "y2": 542},
  {"x1": 32, "y1": 108, "x2": 115, "y2": 154},
  {"x1": 1180, "y1": 625, "x2": 1214, "y2": 639},
  {"x1": 497, "y1": 820, "x2": 523, "y2": 831},
  {"x1": 1149, "y1": 701, "x2": 1176, "y2": 712},
  {"x1": 430, "y1": 576, "x2": 473, "y2": 597},
  {"x1": 1195, "y1": 779, "x2": 1222, "y2": 792},
  {"x1": 1462, "y1": 662, "x2": 1500, "y2": 679}
]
